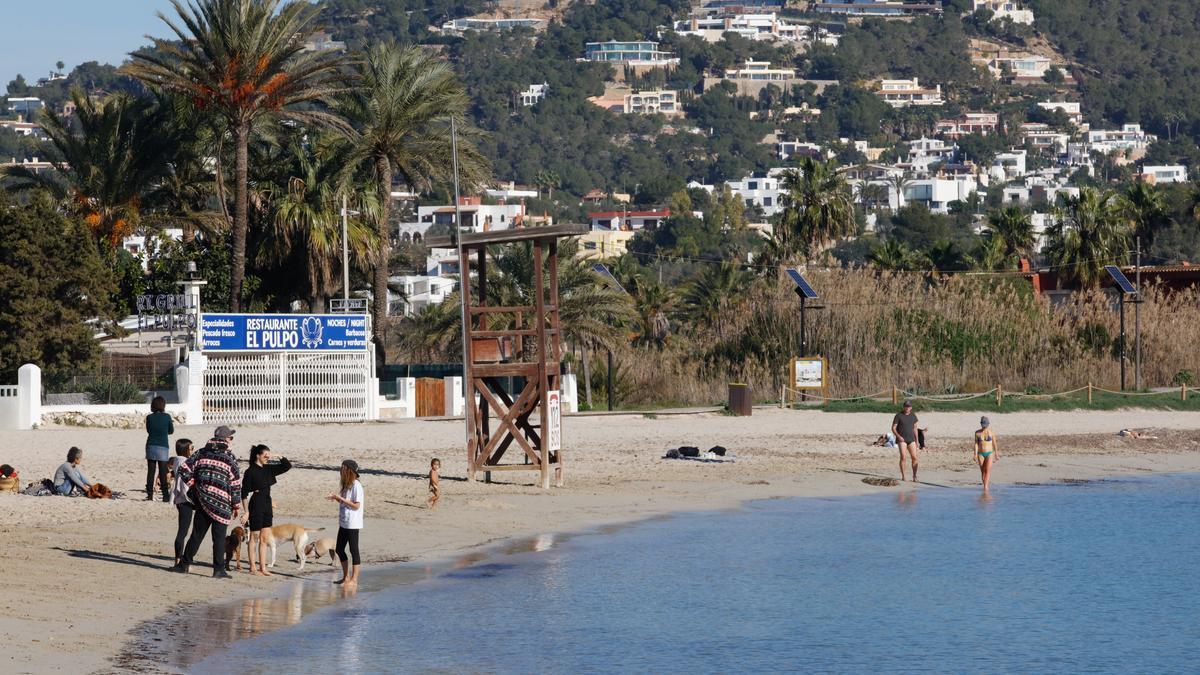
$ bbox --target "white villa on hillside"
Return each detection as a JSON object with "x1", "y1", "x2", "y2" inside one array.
[
  {"x1": 972, "y1": 0, "x2": 1034, "y2": 24},
  {"x1": 520, "y1": 83, "x2": 548, "y2": 107},
  {"x1": 625, "y1": 90, "x2": 681, "y2": 116},
  {"x1": 1140, "y1": 165, "x2": 1188, "y2": 184},
  {"x1": 584, "y1": 41, "x2": 679, "y2": 67},
  {"x1": 726, "y1": 169, "x2": 789, "y2": 217},
  {"x1": 441, "y1": 17, "x2": 543, "y2": 34},
  {"x1": 935, "y1": 112, "x2": 999, "y2": 139},
  {"x1": 670, "y1": 12, "x2": 836, "y2": 46},
  {"x1": 877, "y1": 78, "x2": 945, "y2": 107}
]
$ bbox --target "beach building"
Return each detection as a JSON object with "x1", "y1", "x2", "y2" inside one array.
[
  {"x1": 122, "y1": 228, "x2": 183, "y2": 271},
  {"x1": 1087, "y1": 124, "x2": 1157, "y2": 154},
  {"x1": 935, "y1": 112, "x2": 999, "y2": 139},
  {"x1": 1020, "y1": 123, "x2": 1071, "y2": 154},
  {"x1": 1, "y1": 156, "x2": 53, "y2": 174},
  {"x1": 978, "y1": 49, "x2": 1052, "y2": 82},
  {"x1": 903, "y1": 177, "x2": 981, "y2": 214},
  {"x1": 5, "y1": 97, "x2": 44, "y2": 117},
  {"x1": 624, "y1": 90, "x2": 681, "y2": 116},
  {"x1": 485, "y1": 182, "x2": 539, "y2": 200},
  {"x1": 669, "y1": 12, "x2": 834, "y2": 45},
  {"x1": 709, "y1": 61, "x2": 837, "y2": 97},
  {"x1": 0, "y1": 119, "x2": 46, "y2": 138},
  {"x1": 441, "y1": 17, "x2": 544, "y2": 35},
  {"x1": 388, "y1": 275, "x2": 455, "y2": 316},
  {"x1": 1025, "y1": 264, "x2": 1200, "y2": 302},
  {"x1": 814, "y1": 1, "x2": 943, "y2": 18},
  {"x1": 776, "y1": 140, "x2": 826, "y2": 161},
  {"x1": 520, "y1": 83, "x2": 548, "y2": 107},
  {"x1": 972, "y1": 0, "x2": 1034, "y2": 24},
  {"x1": 1037, "y1": 101, "x2": 1084, "y2": 126},
  {"x1": 905, "y1": 137, "x2": 957, "y2": 173},
  {"x1": 577, "y1": 229, "x2": 637, "y2": 260},
  {"x1": 588, "y1": 209, "x2": 670, "y2": 231},
  {"x1": 990, "y1": 150, "x2": 1027, "y2": 180},
  {"x1": 584, "y1": 41, "x2": 679, "y2": 67},
  {"x1": 302, "y1": 31, "x2": 346, "y2": 52},
  {"x1": 726, "y1": 169, "x2": 789, "y2": 217},
  {"x1": 397, "y1": 197, "x2": 534, "y2": 244},
  {"x1": 1139, "y1": 165, "x2": 1188, "y2": 184},
  {"x1": 876, "y1": 78, "x2": 945, "y2": 107}
]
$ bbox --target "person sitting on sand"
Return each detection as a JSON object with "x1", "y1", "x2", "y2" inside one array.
[
  {"x1": 871, "y1": 433, "x2": 897, "y2": 448},
  {"x1": 53, "y1": 447, "x2": 93, "y2": 496},
  {"x1": 891, "y1": 401, "x2": 920, "y2": 482},
  {"x1": 0, "y1": 464, "x2": 18, "y2": 493},
  {"x1": 427, "y1": 458, "x2": 441, "y2": 509},
  {"x1": 974, "y1": 416, "x2": 999, "y2": 492}
]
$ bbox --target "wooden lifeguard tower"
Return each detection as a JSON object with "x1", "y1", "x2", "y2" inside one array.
[{"x1": 426, "y1": 224, "x2": 588, "y2": 488}]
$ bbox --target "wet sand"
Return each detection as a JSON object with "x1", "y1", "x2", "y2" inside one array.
[{"x1": 1, "y1": 408, "x2": 1198, "y2": 673}]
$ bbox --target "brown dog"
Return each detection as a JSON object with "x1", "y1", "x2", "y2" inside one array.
[
  {"x1": 303, "y1": 537, "x2": 338, "y2": 566},
  {"x1": 225, "y1": 526, "x2": 246, "y2": 571}
]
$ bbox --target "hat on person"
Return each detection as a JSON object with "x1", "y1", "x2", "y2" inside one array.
[
  {"x1": 213, "y1": 425, "x2": 236, "y2": 440},
  {"x1": 902, "y1": 400, "x2": 913, "y2": 408},
  {"x1": 980, "y1": 416, "x2": 990, "y2": 427},
  {"x1": 341, "y1": 459, "x2": 360, "y2": 477}
]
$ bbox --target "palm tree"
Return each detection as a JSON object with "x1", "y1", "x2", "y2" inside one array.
[
  {"x1": 677, "y1": 261, "x2": 751, "y2": 340},
  {"x1": 984, "y1": 205, "x2": 1035, "y2": 267},
  {"x1": 3, "y1": 90, "x2": 178, "y2": 247},
  {"x1": 777, "y1": 156, "x2": 856, "y2": 261},
  {"x1": 869, "y1": 240, "x2": 917, "y2": 271},
  {"x1": 533, "y1": 169, "x2": 561, "y2": 200},
  {"x1": 856, "y1": 182, "x2": 890, "y2": 213},
  {"x1": 1046, "y1": 187, "x2": 1130, "y2": 288},
  {"x1": 632, "y1": 281, "x2": 673, "y2": 349},
  {"x1": 887, "y1": 172, "x2": 912, "y2": 211},
  {"x1": 126, "y1": 0, "x2": 347, "y2": 311},
  {"x1": 1117, "y1": 182, "x2": 1170, "y2": 251},
  {"x1": 260, "y1": 137, "x2": 379, "y2": 311},
  {"x1": 335, "y1": 43, "x2": 489, "y2": 368}
]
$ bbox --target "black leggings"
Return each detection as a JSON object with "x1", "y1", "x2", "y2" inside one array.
[
  {"x1": 174, "y1": 503, "x2": 194, "y2": 561},
  {"x1": 183, "y1": 507, "x2": 228, "y2": 571},
  {"x1": 146, "y1": 459, "x2": 169, "y2": 498},
  {"x1": 336, "y1": 527, "x2": 361, "y2": 565}
]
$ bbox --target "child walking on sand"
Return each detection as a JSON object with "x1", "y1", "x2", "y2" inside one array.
[
  {"x1": 974, "y1": 416, "x2": 999, "y2": 492},
  {"x1": 327, "y1": 459, "x2": 363, "y2": 586},
  {"x1": 427, "y1": 458, "x2": 441, "y2": 509}
]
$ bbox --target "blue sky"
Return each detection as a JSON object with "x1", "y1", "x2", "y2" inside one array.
[{"x1": 1, "y1": 1, "x2": 177, "y2": 85}]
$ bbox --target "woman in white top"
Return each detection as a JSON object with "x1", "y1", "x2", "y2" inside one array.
[{"x1": 327, "y1": 459, "x2": 364, "y2": 586}]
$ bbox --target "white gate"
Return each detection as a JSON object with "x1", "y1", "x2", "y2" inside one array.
[{"x1": 204, "y1": 351, "x2": 372, "y2": 424}]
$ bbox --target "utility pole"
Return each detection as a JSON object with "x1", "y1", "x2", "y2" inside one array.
[
  {"x1": 1135, "y1": 236, "x2": 1142, "y2": 391},
  {"x1": 341, "y1": 194, "x2": 350, "y2": 301}
]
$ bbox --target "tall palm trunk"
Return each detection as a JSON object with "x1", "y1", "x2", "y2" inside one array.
[
  {"x1": 581, "y1": 342, "x2": 593, "y2": 408},
  {"x1": 230, "y1": 123, "x2": 250, "y2": 311},
  {"x1": 373, "y1": 155, "x2": 393, "y2": 371}
]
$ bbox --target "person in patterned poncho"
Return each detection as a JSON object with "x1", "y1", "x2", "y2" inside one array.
[{"x1": 172, "y1": 426, "x2": 242, "y2": 578}]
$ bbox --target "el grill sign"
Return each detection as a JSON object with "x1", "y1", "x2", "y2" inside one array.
[{"x1": 200, "y1": 314, "x2": 369, "y2": 352}]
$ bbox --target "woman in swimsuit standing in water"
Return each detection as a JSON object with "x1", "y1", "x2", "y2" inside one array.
[{"x1": 974, "y1": 416, "x2": 999, "y2": 492}]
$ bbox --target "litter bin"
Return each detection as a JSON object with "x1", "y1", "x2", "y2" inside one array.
[{"x1": 728, "y1": 382, "x2": 752, "y2": 416}]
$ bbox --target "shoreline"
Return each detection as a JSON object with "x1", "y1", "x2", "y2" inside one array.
[{"x1": 1, "y1": 408, "x2": 1198, "y2": 673}]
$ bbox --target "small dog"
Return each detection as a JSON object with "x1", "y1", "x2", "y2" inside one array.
[
  {"x1": 262, "y1": 524, "x2": 325, "y2": 571},
  {"x1": 225, "y1": 526, "x2": 246, "y2": 571},
  {"x1": 303, "y1": 537, "x2": 338, "y2": 566}
]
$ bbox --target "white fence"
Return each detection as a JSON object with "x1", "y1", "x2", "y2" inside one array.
[{"x1": 203, "y1": 352, "x2": 374, "y2": 424}]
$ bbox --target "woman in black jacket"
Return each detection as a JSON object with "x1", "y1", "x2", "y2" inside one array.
[{"x1": 240, "y1": 444, "x2": 291, "y2": 576}]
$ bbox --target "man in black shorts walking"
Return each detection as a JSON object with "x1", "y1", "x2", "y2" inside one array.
[{"x1": 891, "y1": 400, "x2": 920, "y2": 482}]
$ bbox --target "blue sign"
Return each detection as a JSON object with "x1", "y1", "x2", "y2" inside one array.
[{"x1": 200, "y1": 314, "x2": 370, "y2": 352}]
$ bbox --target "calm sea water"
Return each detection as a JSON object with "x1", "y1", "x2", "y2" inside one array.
[{"x1": 194, "y1": 474, "x2": 1200, "y2": 674}]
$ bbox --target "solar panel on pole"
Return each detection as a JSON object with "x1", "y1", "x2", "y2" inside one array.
[
  {"x1": 786, "y1": 269, "x2": 819, "y2": 299},
  {"x1": 1105, "y1": 265, "x2": 1136, "y2": 294},
  {"x1": 591, "y1": 263, "x2": 627, "y2": 296}
]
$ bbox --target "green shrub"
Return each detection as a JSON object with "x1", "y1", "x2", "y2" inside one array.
[
  {"x1": 86, "y1": 379, "x2": 146, "y2": 404},
  {"x1": 1173, "y1": 369, "x2": 1195, "y2": 386}
]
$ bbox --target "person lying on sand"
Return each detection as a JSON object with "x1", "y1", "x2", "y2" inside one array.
[
  {"x1": 870, "y1": 433, "x2": 897, "y2": 448},
  {"x1": 1118, "y1": 429, "x2": 1158, "y2": 439}
]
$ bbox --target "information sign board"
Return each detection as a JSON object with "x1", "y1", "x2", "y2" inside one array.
[{"x1": 200, "y1": 314, "x2": 370, "y2": 352}]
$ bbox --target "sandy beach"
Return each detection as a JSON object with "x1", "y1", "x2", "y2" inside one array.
[{"x1": 2, "y1": 407, "x2": 1199, "y2": 673}]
